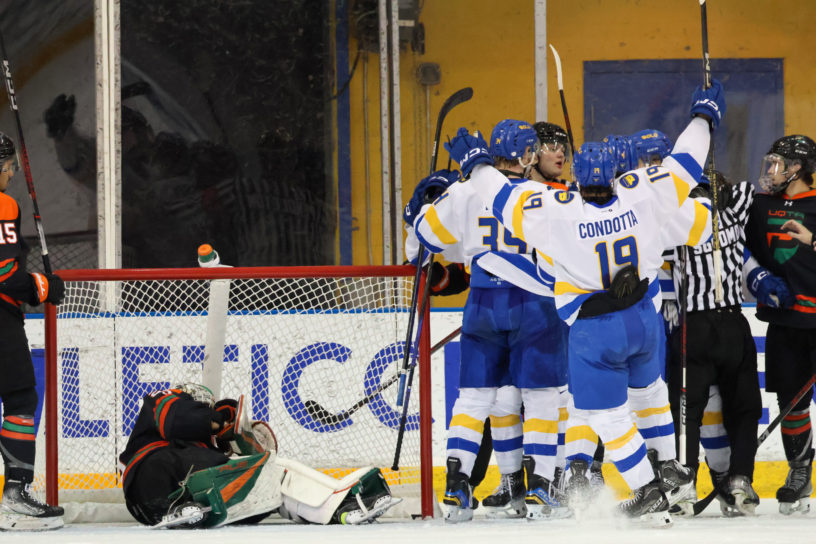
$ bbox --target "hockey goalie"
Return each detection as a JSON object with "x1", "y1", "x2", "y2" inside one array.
[{"x1": 118, "y1": 384, "x2": 400, "y2": 528}]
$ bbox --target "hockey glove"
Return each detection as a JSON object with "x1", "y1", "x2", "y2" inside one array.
[
  {"x1": 661, "y1": 300, "x2": 679, "y2": 334},
  {"x1": 444, "y1": 127, "x2": 493, "y2": 177},
  {"x1": 44, "y1": 94, "x2": 76, "y2": 139},
  {"x1": 428, "y1": 262, "x2": 470, "y2": 296},
  {"x1": 746, "y1": 267, "x2": 795, "y2": 308},
  {"x1": 214, "y1": 398, "x2": 239, "y2": 452},
  {"x1": 690, "y1": 78, "x2": 726, "y2": 130},
  {"x1": 403, "y1": 169, "x2": 459, "y2": 226},
  {"x1": 30, "y1": 273, "x2": 65, "y2": 305}
]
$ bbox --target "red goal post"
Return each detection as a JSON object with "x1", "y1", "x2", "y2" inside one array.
[{"x1": 42, "y1": 265, "x2": 434, "y2": 519}]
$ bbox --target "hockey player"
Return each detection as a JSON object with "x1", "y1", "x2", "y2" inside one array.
[
  {"x1": 446, "y1": 80, "x2": 725, "y2": 525},
  {"x1": 0, "y1": 133, "x2": 66, "y2": 532},
  {"x1": 405, "y1": 120, "x2": 569, "y2": 522},
  {"x1": 119, "y1": 384, "x2": 397, "y2": 527},
  {"x1": 531, "y1": 122, "x2": 571, "y2": 186},
  {"x1": 744, "y1": 134, "x2": 816, "y2": 515}
]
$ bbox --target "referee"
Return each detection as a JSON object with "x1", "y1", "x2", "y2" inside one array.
[{"x1": 666, "y1": 171, "x2": 763, "y2": 515}]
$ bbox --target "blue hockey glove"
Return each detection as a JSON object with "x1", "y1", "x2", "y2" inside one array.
[
  {"x1": 690, "y1": 78, "x2": 726, "y2": 130},
  {"x1": 444, "y1": 127, "x2": 493, "y2": 177},
  {"x1": 747, "y1": 266, "x2": 795, "y2": 308},
  {"x1": 403, "y1": 169, "x2": 459, "y2": 226}
]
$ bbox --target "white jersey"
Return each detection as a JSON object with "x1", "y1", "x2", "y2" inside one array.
[
  {"x1": 468, "y1": 117, "x2": 714, "y2": 324},
  {"x1": 407, "y1": 177, "x2": 567, "y2": 295}
]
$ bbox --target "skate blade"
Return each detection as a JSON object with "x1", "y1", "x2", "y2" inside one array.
[
  {"x1": 0, "y1": 512, "x2": 64, "y2": 532},
  {"x1": 730, "y1": 491, "x2": 757, "y2": 517},
  {"x1": 484, "y1": 499, "x2": 526, "y2": 519},
  {"x1": 341, "y1": 496, "x2": 403, "y2": 524},
  {"x1": 628, "y1": 511, "x2": 673, "y2": 529},
  {"x1": 442, "y1": 502, "x2": 473, "y2": 523},
  {"x1": 668, "y1": 500, "x2": 695, "y2": 517},
  {"x1": 666, "y1": 481, "x2": 695, "y2": 508},
  {"x1": 526, "y1": 505, "x2": 571, "y2": 521},
  {"x1": 152, "y1": 506, "x2": 212, "y2": 529},
  {"x1": 779, "y1": 497, "x2": 810, "y2": 516}
]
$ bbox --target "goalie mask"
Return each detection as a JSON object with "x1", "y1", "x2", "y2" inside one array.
[
  {"x1": 175, "y1": 383, "x2": 215, "y2": 408},
  {"x1": 759, "y1": 135, "x2": 816, "y2": 194}
]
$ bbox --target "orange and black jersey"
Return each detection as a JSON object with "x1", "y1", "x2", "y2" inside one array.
[
  {"x1": 0, "y1": 192, "x2": 38, "y2": 314},
  {"x1": 746, "y1": 188, "x2": 816, "y2": 328},
  {"x1": 118, "y1": 389, "x2": 221, "y2": 494}
]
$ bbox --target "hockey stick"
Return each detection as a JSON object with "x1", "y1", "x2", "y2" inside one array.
[
  {"x1": 692, "y1": 373, "x2": 816, "y2": 515},
  {"x1": 393, "y1": 87, "x2": 473, "y2": 469},
  {"x1": 396, "y1": 87, "x2": 473, "y2": 407},
  {"x1": 678, "y1": 247, "x2": 689, "y2": 466},
  {"x1": 304, "y1": 325, "x2": 463, "y2": 426},
  {"x1": 700, "y1": 0, "x2": 724, "y2": 303},
  {"x1": 548, "y1": 45, "x2": 576, "y2": 157},
  {"x1": 0, "y1": 29, "x2": 51, "y2": 273}
]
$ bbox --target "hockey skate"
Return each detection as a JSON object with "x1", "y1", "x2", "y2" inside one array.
[
  {"x1": 616, "y1": 480, "x2": 672, "y2": 528},
  {"x1": 724, "y1": 475, "x2": 759, "y2": 516},
  {"x1": 564, "y1": 459, "x2": 592, "y2": 516},
  {"x1": 777, "y1": 458, "x2": 812, "y2": 515},
  {"x1": 708, "y1": 468, "x2": 740, "y2": 517},
  {"x1": 152, "y1": 502, "x2": 212, "y2": 529},
  {"x1": 0, "y1": 480, "x2": 64, "y2": 531},
  {"x1": 335, "y1": 492, "x2": 402, "y2": 524},
  {"x1": 442, "y1": 458, "x2": 477, "y2": 523},
  {"x1": 523, "y1": 456, "x2": 569, "y2": 520},
  {"x1": 647, "y1": 451, "x2": 695, "y2": 509},
  {"x1": 481, "y1": 469, "x2": 526, "y2": 519},
  {"x1": 589, "y1": 459, "x2": 605, "y2": 491}
]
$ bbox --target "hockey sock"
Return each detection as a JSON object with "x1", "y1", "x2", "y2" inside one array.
[
  {"x1": 629, "y1": 378, "x2": 675, "y2": 461},
  {"x1": 555, "y1": 388, "x2": 569, "y2": 470},
  {"x1": 521, "y1": 387, "x2": 560, "y2": 480},
  {"x1": 589, "y1": 403, "x2": 654, "y2": 491},
  {"x1": 0, "y1": 415, "x2": 36, "y2": 483},
  {"x1": 446, "y1": 387, "x2": 494, "y2": 476},
  {"x1": 700, "y1": 386, "x2": 730, "y2": 473},
  {"x1": 564, "y1": 395, "x2": 598, "y2": 466},
  {"x1": 489, "y1": 386, "x2": 523, "y2": 474},
  {"x1": 781, "y1": 408, "x2": 813, "y2": 462}
]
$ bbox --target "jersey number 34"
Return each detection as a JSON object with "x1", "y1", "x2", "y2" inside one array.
[{"x1": 478, "y1": 217, "x2": 527, "y2": 254}]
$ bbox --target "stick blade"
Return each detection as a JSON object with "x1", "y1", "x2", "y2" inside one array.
[
  {"x1": 304, "y1": 399, "x2": 349, "y2": 426},
  {"x1": 439, "y1": 87, "x2": 473, "y2": 117}
]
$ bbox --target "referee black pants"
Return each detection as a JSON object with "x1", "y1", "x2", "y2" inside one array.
[{"x1": 667, "y1": 307, "x2": 762, "y2": 479}]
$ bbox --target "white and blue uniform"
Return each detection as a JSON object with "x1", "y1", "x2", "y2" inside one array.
[
  {"x1": 468, "y1": 117, "x2": 714, "y2": 491},
  {"x1": 408, "y1": 177, "x2": 569, "y2": 482}
]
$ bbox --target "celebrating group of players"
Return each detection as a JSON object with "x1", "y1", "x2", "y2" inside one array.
[{"x1": 404, "y1": 78, "x2": 816, "y2": 526}]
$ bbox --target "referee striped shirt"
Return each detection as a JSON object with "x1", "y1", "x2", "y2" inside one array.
[{"x1": 668, "y1": 181, "x2": 755, "y2": 311}]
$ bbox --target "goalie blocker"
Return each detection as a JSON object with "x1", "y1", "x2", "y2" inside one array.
[{"x1": 119, "y1": 384, "x2": 399, "y2": 529}]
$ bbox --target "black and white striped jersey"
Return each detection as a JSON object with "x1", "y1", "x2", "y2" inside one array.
[{"x1": 668, "y1": 181, "x2": 755, "y2": 311}]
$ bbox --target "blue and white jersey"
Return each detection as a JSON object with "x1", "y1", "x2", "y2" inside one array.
[
  {"x1": 468, "y1": 117, "x2": 714, "y2": 324},
  {"x1": 406, "y1": 177, "x2": 561, "y2": 296}
]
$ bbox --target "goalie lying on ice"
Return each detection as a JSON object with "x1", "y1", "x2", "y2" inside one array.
[{"x1": 118, "y1": 384, "x2": 400, "y2": 528}]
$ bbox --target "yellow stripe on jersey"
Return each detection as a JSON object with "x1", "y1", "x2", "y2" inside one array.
[
  {"x1": 686, "y1": 200, "x2": 710, "y2": 246},
  {"x1": 523, "y1": 418, "x2": 558, "y2": 435},
  {"x1": 424, "y1": 206, "x2": 458, "y2": 245},
  {"x1": 605, "y1": 425, "x2": 638, "y2": 450},
  {"x1": 554, "y1": 281, "x2": 593, "y2": 295},
  {"x1": 565, "y1": 425, "x2": 598, "y2": 444},
  {"x1": 536, "y1": 249, "x2": 553, "y2": 266},
  {"x1": 671, "y1": 173, "x2": 691, "y2": 206},
  {"x1": 450, "y1": 413, "x2": 485, "y2": 434},
  {"x1": 512, "y1": 190, "x2": 536, "y2": 243},
  {"x1": 660, "y1": 261, "x2": 671, "y2": 271},
  {"x1": 558, "y1": 407, "x2": 568, "y2": 422},
  {"x1": 633, "y1": 404, "x2": 671, "y2": 418},
  {"x1": 702, "y1": 411, "x2": 724, "y2": 425},
  {"x1": 490, "y1": 414, "x2": 521, "y2": 428}
]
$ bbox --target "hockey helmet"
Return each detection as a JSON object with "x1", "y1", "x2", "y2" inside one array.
[
  {"x1": 573, "y1": 141, "x2": 615, "y2": 191},
  {"x1": 0, "y1": 132, "x2": 15, "y2": 164},
  {"x1": 602, "y1": 134, "x2": 636, "y2": 177},
  {"x1": 489, "y1": 119, "x2": 539, "y2": 162},
  {"x1": 630, "y1": 129, "x2": 672, "y2": 165},
  {"x1": 759, "y1": 135, "x2": 816, "y2": 193},
  {"x1": 533, "y1": 121, "x2": 571, "y2": 161}
]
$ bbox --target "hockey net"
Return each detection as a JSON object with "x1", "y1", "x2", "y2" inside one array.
[{"x1": 36, "y1": 265, "x2": 434, "y2": 520}]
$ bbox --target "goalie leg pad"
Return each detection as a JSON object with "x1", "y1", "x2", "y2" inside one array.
[{"x1": 169, "y1": 451, "x2": 283, "y2": 528}]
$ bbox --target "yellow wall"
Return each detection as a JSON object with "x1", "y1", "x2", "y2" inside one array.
[{"x1": 347, "y1": 0, "x2": 816, "y2": 294}]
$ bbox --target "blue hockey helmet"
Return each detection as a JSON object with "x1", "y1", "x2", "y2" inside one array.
[
  {"x1": 630, "y1": 129, "x2": 672, "y2": 165},
  {"x1": 602, "y1": 134, "x2": 636, "y2": 176},
  {"x1": 489, "y1": 119, "x2": 539, "y2": 161},
  {"x1": 572, "y1": 141, "x2": 615, "y2": 190}
]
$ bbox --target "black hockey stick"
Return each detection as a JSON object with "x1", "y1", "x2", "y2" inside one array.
[
  {"x1": 304, "y1": 325, "x2": 463, "y2": 426},
  {"x1": 0, "y1": 29, "x2": 51, "y2": 273},
  {"x1": 700, "y1": 0, "x2": 723, "y2": 303},
  {"x1": 693, "y1": 373, "x2": 816, "y2": 515},
  {"x1": 548, "y1": 45, "x2": 576, "y2": 158},
  {"x1": 393, "y1": 87, "x2": 473, "y2": 470},
  {"x1": 396, "y1": 86, "x2": 473, "y2": 407},
  {"x1": 678, "y1": 247, "x2": 689, "y2": 466}
]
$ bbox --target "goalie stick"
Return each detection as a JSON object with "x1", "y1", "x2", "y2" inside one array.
[
  {"x1": 396, "y1": 86, "x2": 473, "y2": 407},
  {"x1": 197, "y1": 244, "x2": 231, "y2": 399},
  {"x1": 692, "y1": 373, "x2": 816, "y2": 516},
  {"x1": 0, "y1": 28, "x2": 51, "y2": 273},
  {"x1": 304, "y1": 325, "x2": 463, "y2": 426},
  {"x1": 700, "y1": 0, "x2": 724, "y2": 303}
]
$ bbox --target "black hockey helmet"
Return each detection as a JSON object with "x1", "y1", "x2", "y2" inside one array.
[
  {"x1": 533, "y1": 121, "x2": 570, "y2": 161},
  {"x1": 0, "y1": 132, "x2": 15, "y2": 163},
  {"x1": 767, "y1": 135, "x2": 816, "y2": 173}
]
